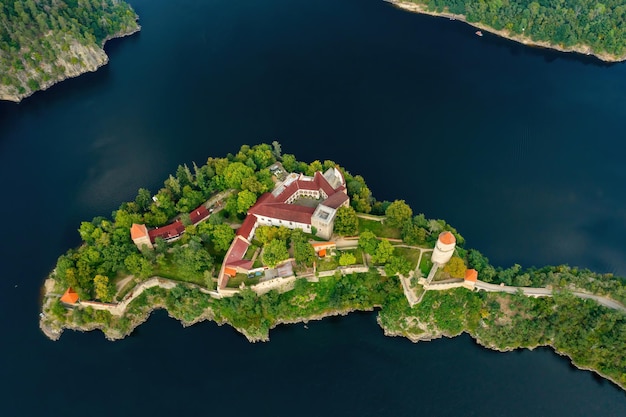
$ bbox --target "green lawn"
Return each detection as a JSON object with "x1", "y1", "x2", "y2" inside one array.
[
  {"x1": 358, "y1": 218, "x2": 401, "y2": 239},
  {"x1": 154, "y1": 262, "x2": 208, "y2": 287},
  {"x1": 419, "y1": 252, "x2": 433, "y2": 276},
  {"x1": 394, "y1": 247, "x2": 422, "y2": 270},
  {"x1": 244, "y1": 244, "x2": 259, "y2": 260},
  {"x1": 338, "y1": 247, "x2": 365, "y2": 265},
  {"x1": 317, "y1": 256, "x2": 339, "y2": 272},
  {"x1": 226, "y1": 273, "x2": 260, "y2": 288}
]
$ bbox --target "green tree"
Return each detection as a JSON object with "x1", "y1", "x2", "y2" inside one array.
[
  {"x1": 333, "y1": 206, "x2": 358, "y2": 236},
  {"x1": 385, "y1": 200, "x2": 413, "y2": 228},
  {"x1": 281, "y1": 154, "x2": 298, "y2": 172},
  {"x1": 443, "y1": 256, "x2": 467, "y2": 278},
  {"x1": 262, "y1": 239, "x2": 289, "y2": 268},
  {"x1": 135, "y1": 188, "x2": 153, "y2": 212},
  {"x1": 224, "y1": 162, "x2": 255, "y2": 190},
  {"x1": 372, "y1": 239, "x2": 394, "y2": 264},
  {"x1": 358, "y1": 230, "x2": 378, "y2": 255},
  {"x1": 237, "y1": 190, "x2": 257, "y2": 214},
  {"x1": 93, "y1": 274, "x2": 113, "y2": 302},
  {"x1": 292, "y1": 229, "x2": 315, "y2": 266},
  {"x1": 339, "y1": 252, "x2": 357, "y2": 266},
  {"x1": 271, "y1": 140, "x2": 282, "y2": 159},
  {"x1": 124, "y1": 253, "x2": 153, "y2": 278},
  {"x1": 210, "y1": 224, "x2": 235, "y2": 252},
  {"x1": 384, "y1": 255, "x2": 412, "y2": 276}
]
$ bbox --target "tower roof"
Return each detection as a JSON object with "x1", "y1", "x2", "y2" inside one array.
[
  {"x1": 130, "y1": 223, "x2": 149, "y2": 240},
  {"x1": 60, "y1": 287, "x2": 79, "y2": 304},
  {"x1": 465, "y1": 269, "x2": 478, "y2": 282},
  {"x1": 438, "y1": 231, "x2": 456, "y2": 245}
]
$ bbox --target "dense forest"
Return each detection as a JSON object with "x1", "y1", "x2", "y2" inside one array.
[
  {"x1": 405, "y1": 0, "x2": 626, "y2": 58},
  {"x1": 0, "y1": 0, "x2": 138, "y2": 100}
]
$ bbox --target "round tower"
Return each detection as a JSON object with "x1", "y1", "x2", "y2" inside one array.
[{"x1": 431, "y1": 231, "x2": 456, "y2": 265}]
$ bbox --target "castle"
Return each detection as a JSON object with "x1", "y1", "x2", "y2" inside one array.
[{"x1": 218, "y1": 166, "x2": 350, "y2": 292}]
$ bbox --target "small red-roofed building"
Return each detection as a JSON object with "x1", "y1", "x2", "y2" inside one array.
[
  {"x1": 312, "y1": 241, "x2": 336, "y2": 258},
  {"x1": 189, "y1": 205, "x2": 210, "y2": 225},
  {"x1": 131, "y1": 223, "x2": 153, "y2": 250},
  {"x1": 463, "y1": 269, "x2": 478, "y2": 289},
  {"x1": 60, "y1": 287, "x2": 80, "y2": 305}
]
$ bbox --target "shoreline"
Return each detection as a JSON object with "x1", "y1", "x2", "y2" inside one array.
[
  {"x1": 384, "y1": 0, "x2": 626, "y2": 63},
  {"x1": 0, "y1": 22, "x2": 141, "y2": 104},
  {"x1": 39, "y1": 274, "x2": 626, "y2": 392},
  {"x1": 382, "y1": 318, "x2": 626, "y2": 392}
]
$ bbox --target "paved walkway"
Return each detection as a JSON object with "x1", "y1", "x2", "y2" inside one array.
[
  {"x1": 356, "y1": 213, "x2": 385, "y2": 222},
  {"x1": 473, "y1": 281, "x2": 626, "y2": 312}
]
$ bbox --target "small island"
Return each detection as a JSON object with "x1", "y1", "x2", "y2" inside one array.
[
  {"x1": 40, "y1": 142, "x2": 626, "y2": 391},
  {"x1": 0, "y1": 0, "x2": 140, "y2": 102},
  {"x1": 386, "y1": 0, "x2": 626, "y2": 62}
]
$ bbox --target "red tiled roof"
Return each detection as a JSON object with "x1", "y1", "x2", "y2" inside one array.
[
  {"x1": 314, "y1": 172, "x2": 336, "y2": 196},
  {"x1": 237, "y1": 215, "x2": 257, "y2": 239},
  {"x1": 224, "y1": 236, "x2": 250, "y2": 266},
  {"x1": 321, "y1": 191, "x2": 349, "y2": 209},
  {"x1": 224, "y1": 267, "x2": 238, "y2": 277},
  {"x1": 189, "y1": 205, "x2": 209, "y2": 224},
  {"x1": 250, "y1": 203, "x2": 314, "y2": 225},
  {"x1": 60, "y1": 287, "x2": 79, "y2": 304},
  {"x1": 220, "y1": 274, "x2": 229, "y2": 288},
  {"x1": 227, "y1": 259, "x2": 254, "y2": 270},
  {"x1": 130, "y1": 223, "x2": 148, "y2": 240},
  {"x1": 438, "y1": 231, "x2": 456, "y2": 245},
  {"x1": 465, "y1": 269, "x2": 478, "y2": 282},
  {"x1": 148, "y1": 220, "x2": 185, "y2": 242}
]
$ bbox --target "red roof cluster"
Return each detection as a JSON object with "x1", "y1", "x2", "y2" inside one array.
[
  {"x1": 136, "y1": 204, "x2": 211, "y2": 244},
  {"x1": 239, "y1": 171, "x2": 348, "y2": 230},
  {"x1": 148, "y1": 220, "x2": 185, "y2": 241}
]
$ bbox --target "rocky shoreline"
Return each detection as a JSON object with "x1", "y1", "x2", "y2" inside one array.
[
  {"x1": 381, "y1": 317, "x2": 626, "y2": 392},
  {"x1": 0, "y1": 24, "x2": 141, "y2": 104},
  {"x1": 39, "y1": 285, "x2": 626, "y2": 392},
  {"x1": 385, "y1": 0, "x2": 626, "y2": 63}
]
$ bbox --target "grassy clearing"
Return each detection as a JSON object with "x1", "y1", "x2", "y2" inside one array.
[
  {"x1": 244, "y1": 244, "x2": 259, "y2": 260},
  {"x1": 227, "y1": 273, "x2": 260, "y2": 288},
  {"x1": 317, "y1": 256, "x2": 339, "y2": 272},
  {"x1": 358, "y1": 218, "x2": 401, "y2": 239},
  {"x1": 419, "y1": 252, "x2": 433, "y2": 276},
  {"x1": 394, "y1": 247, "x2": 422, "y2": 270},
  {"x1": 155, "y1": 262, "x2": 207, "y2": 287},
  {"x1": 338, "y1": 247, "x2": 366, "y2": 265}
]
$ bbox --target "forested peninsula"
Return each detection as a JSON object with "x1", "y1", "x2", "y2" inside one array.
[
  {"x1": 39, "y1": 143, "x2": 626, "y2": 390},
  {"x1": 0, "y1": 0, "x2": 139, "y2": 102},
  {"x1": 388, "y1": 0, "x2": 626, "y2": 62}
]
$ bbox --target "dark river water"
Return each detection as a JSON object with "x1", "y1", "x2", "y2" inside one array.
[{"x1": 0, "y1": 0, "x2": 625, "y2": 415}]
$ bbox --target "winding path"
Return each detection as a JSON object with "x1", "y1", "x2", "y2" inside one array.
[{"x1": 474, "y1": 281, "x2": 626, "y2": 313}]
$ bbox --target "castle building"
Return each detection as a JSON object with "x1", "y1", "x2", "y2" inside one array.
[
  {"x1": 431, "y1": 231, "x2": 456, "y2": 265},
  {"x1": 236, "y1": 167, "x2": 349, "y2": 241},
  {"x1": 130, "y1": 204, "x2": 210, "y2": 250},
  {"x1": 463, "y1": 268, "x2": 478, "y2": 290},
  {"x1": 218, "y1": 167, "x2": 349, "y2": 292},
  {"x1": 130, "y1": 223, "x2": 153, "y2": 250}
]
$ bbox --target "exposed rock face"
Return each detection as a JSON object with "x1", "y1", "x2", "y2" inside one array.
[{"x1": 0, "y1": 27, "x2": 139, "y2": 103}]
